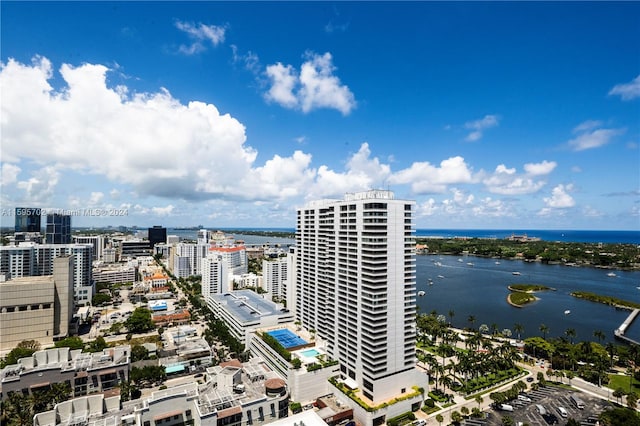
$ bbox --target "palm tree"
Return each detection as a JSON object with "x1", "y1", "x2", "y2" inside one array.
[
  {"x1": 539, "y1": 323, "x2": 549, "y2": 340},
  {"x1": 605, "y1": 342, "x2": 617, "y2": 369},
  {"x1": 490, "y1": 323, "x2": 499, "y2": 336},
  {"x1": 475, "y1": 394, "x2": 484, "y2": 409},
  {"x1": 565, "y1": 328, "x2": 576, "y2": 344},
  {"x1": 593, "y1": 330, "x2": 606, "y2": 345},
  {"x1": 448, "y1": 309, "x2": 455, "y2": 326},
  {"x1": 514, "y1": 323, "x2": 524, "y2": 341},
  {"x1": 467, "y1": 315, "x2": 476, "y2": 331}
]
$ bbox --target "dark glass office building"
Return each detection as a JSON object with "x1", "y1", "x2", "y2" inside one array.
[
  {"x1": 148, "y1": 225, "x2": 167, "y2": 249},
  {"x1": 46, "y1": 214, "x2": 71, "y2": 244},
  {"x1": 15, "y1": 207, "x2": 42, "y2": 232}
]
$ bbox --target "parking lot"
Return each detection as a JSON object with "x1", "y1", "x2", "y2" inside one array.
[{"x1": 462, "y1": 386, "x2": 613, "y2": 426}]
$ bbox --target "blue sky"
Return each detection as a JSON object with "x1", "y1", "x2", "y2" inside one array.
[{"x1": 1, "y1": 1, "x2": 639, "y2": 230}]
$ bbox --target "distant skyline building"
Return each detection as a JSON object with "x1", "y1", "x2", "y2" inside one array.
[
  {"x1": 295, "y1": 190, "x2": 423, "y2": 404},
  {"x1": 148, "y1": 225, "x2": 167, "y2": 249},
  {"x1": 14, "y1": 207, "x2": 41, "y2": 233},
  {"x1": 45, "y1": 213, "x2": 71, "y2": 244}
]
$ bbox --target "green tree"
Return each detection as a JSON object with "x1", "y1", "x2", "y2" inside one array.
[
  {"x1": 125, "y1": 307, "x2": 155, "y2": 333},
  {"x1": 87, "y1": 336, "x2": 108, "y2": 352},
  {"x1": 435, "y1": 414, "x2": 443, "y2": 426},
  {"x1": 1, "y1": 340, "x2": 41, "y2": 368},
  {"x1": 54, "y1": 336, "x2": 85, "y2": 350},
  {"x1": 131, "y1": 344, "x2": 149, "y2": 362},
  {"x1": 627, "y1": 392, "x2": 638, "y2": 410},
  {"x1": 539, "y1": 323, "x2": 550, "y2": 340},
  {"x1": 514, "y1": 323, "x2": 524, "y2": 341}
]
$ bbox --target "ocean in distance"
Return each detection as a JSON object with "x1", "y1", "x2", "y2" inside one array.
[{"x1": 171, "y1": 228, "x2": 640, "y2": 245}]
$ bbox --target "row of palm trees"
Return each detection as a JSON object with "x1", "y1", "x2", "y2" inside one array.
[{"x1": 416, "y1": 312, "x2": 523, "y2": 395}]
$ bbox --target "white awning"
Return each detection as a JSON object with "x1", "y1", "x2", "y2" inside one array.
[{"x1": 343, "y1": 377, "x2": 358, "y2": 390}]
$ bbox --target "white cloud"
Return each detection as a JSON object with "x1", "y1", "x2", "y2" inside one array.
[
  {"x1": 483, "y1": 164, "x2": 547, "y2": 195},
  {"x1": 543, "y1": 184, "x2": 575, "y2": 208},
  {"x1": 175, "y1": 20, "x2": 226, "y2": 55},
  {"x1": 416, "y1": 198, "x2": 437, "y2": 216},
  {"x1": 390, "y1": 156, "x2": 474, "y2": 194},
  {"x1": 152, "y1": 205, "x2": 175, "y2": 216},
  {"x1": 88, "y1": 192, "x2": 104, "y2": 206},
  {"x1": 523, "y1": 160, "x2": 557, "y2": 176},
  {"x1": 608, "y1": 75, "x2": 640, "y2": 100},
  {"x1": 311, "y1": 143, "x2": 391, "y2": 198},
  {"x1": 265, "y1": 63, "x2": 299, "y2": 108},
  {"x1": 231, "y1": 45, "x2": 261, "y2": 74},
  {"x1": 464, "y1": 114, "x2": 499, "y2": 141},
  {"x1": 568, "y1": 127, "x2": 625, "y2": 151},
  {"x1": 472, "y1": 197, "x2": 514, "y2": 218},
  {"x1": 572, "y1": 120, "x2": 603, "y2": 133},
  {"x1": 1, "y1": 163, "x2": 21, "y2": 184},
  {"x1": 264, "y1": 52, "x2": 356, "y2": 115},
  {"x1": 1, "y1": 56, "x2": 316, "y2": 203},
  {"x1": 16, "y1": 166, "x2": 60, "y2": 203}
]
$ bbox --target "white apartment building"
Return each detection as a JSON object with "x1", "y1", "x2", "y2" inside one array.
[
  {"x1": 72, "y1": 235, "x2": 105, "y2": 261},
  {"x1": 263, "y1": 256, "x2": 288, "y2": 301},
  {"x1": 201, "y1": 255, "x2": 229, "y2": 300},
  {"x1": 171, "y1": 242, "x2": 208, "y2": 278},
  {"x1": 295, "y1": 190, "x2": 424, "y2": 405},
  {"x1": 208, "y1": 246, "x2": 247, "y2": 275},
  {"x1": 0, "y1": 242, "x2": 93, "y2": 290}
]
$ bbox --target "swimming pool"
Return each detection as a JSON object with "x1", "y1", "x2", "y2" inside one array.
[{"x1": 300, "y1": 348, "x2": 320, "y2": 357}]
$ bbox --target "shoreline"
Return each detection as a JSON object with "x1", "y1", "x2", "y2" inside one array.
[{"x1": 506, "y1": 293, "x2": 539, "y2": 308}]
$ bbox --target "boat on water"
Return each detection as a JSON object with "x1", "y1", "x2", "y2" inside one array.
[
  {"x1": 467, "y1": 262, "x2": 474, "y2": 266},
  {"x1": 434, "y1": 261, "x2": 442, "y2": 267},
  {"x1": 607, "y1": 272, "x2": 617, "y2": 277},
  {"x1": 512, "y1": 271, "x2": 521, "y2": 276},
  {"x1": 418, "y1": 291, "x2": 426, "y2": 296},
  {"x1": 458, "y1": 258, "x2": 464, "y2": 262},
  {"x1": 564, "y1": 310, "x2": 571, "y2": 315},
  {"x1": 495, "y1": 261, "x2": 501, "y2": 265},
  {"x1": 437, "y1": 275, "x2": 445, "y2": 279}
]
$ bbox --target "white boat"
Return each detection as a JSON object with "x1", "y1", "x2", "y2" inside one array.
[
  {"x1": 458, "y1": 258, "x2": 463, "y2": 262},
  {"x1": 607, "y1": 272, "x2": 617, "y2": 277},
  {"x1": 495, "y1": 261, "x2": 501, "y2": 265},
  {"x1": 467, "y1": 262, "x2": 474, "y2": 266},
  {"x1": 512, "y1": 271, "x2": 521, "y2": 276},
  {"x1": 564, "y1": 310, "x2": 571, "y2": 315},
  {"x1": 418, "y1": 291, "x2": 426, "y2": 296},
  {"x1": 437, "y1": 275, "x2": 445, "y2": 279},
  {"x1": 434, "y1": 261, "x2": 442, "y2": 267}
]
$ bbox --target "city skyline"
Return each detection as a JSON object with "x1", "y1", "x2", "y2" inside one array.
[{"x1": 1, "y1": 2, "x2": 639, "y2": 230}]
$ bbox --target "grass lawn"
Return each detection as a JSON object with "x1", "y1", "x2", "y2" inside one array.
[{"x1": 608, "y1": 373, "x2": 640, "y2": 394}]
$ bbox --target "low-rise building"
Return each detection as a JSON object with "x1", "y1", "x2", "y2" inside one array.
[
  {"x1": 33, "y1": 357, "x2": 291, "y2": 426},
  {"x1": 0, "y1": 345, "x2": 130, "y2": 402},
  {"x1": 206, "y1": 290, "x2": 294, "y2": 346}
]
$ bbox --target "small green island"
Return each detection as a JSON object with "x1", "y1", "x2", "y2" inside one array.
[
  {"x1": 507, "y1": 283, "x2": 552, "y2": 307},
  {"x1": 571, "y1": 291, "x2": 640, "y2": 310}
]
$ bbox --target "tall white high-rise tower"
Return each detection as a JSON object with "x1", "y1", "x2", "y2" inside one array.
[{"x1": 295, "y1": 190, "x2": 419, "y2": 404}]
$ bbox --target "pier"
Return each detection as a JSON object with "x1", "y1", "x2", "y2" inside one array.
[{"x1": 614, "y1": 308, "x2": 640, "y2": 345}]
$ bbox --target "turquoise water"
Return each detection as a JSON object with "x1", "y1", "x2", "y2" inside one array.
[{"x1": 301, "y1": 348, "x2": 320, "y2": 357}]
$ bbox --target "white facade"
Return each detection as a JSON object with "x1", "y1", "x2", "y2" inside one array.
[
  {"x1": 208, "y1": 246, "x2": 248, "y2": 275},
  {"x1": 72, "y1": 235, "x2": 105, "y2": 261},
  {"x1": 0, "y1": 242, "x2": 93, "y2": 290},
  {"x1": 263, "y1": 257, "x2": 288, "y2": 301},
  {"x1": 296, "y1": 190, "x2": 423, "y2": 404},
  {"x1": 201, "y1": 255, "x2": 229, "y2": 299}
]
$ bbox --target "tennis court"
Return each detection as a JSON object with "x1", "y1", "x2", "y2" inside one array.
[{"x1": 266, "y1": 329, "x2": 308, "y2": 349}]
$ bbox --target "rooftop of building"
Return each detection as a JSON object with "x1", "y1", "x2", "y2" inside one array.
[
  {"x1": 209, "y1": 290, "x2": 290, "y2": 323},
  {"x1": 0, "y1": 275, "x2": 54, "y2": 286},
  {"x1": 1, "y1": 345, "x2": 131, "y2": 383}
]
